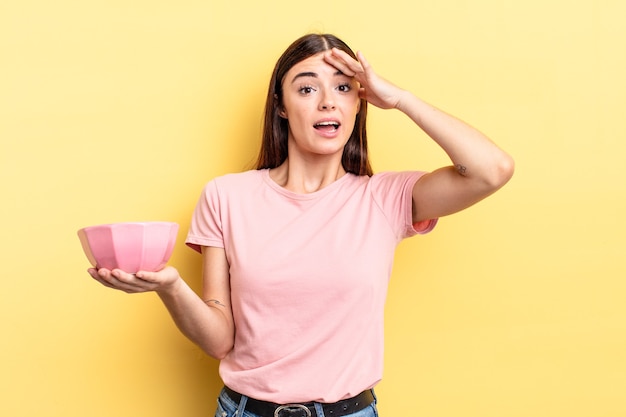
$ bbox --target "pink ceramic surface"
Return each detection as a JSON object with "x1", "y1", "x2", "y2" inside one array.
[{"x1": 77, "y1": 222, "x2": 178, "y2": 273}]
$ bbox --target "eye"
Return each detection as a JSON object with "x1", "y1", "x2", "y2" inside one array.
[
  {"x1": 337, "y1": 83, "x2": 352, "y2": 93},
  {"x1": 298, "y1": 85, "x2": 316, "y2": 95}
]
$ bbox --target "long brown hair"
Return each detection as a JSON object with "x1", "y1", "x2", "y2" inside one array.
[{"x1": 255, "y1": 34, "x2": 373, "y2": 176}]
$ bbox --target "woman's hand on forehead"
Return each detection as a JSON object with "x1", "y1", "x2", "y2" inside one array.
[
  {"x1": 323, "y1": 48, "x2": 365, "y2": 77},
  {"x1": 324, "y1": 48, "x2": 403, "y2": 110}
]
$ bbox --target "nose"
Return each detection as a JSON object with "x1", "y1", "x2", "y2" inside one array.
[{"x1": 318, "y1": 89, "x2": 335, "y2": 111}]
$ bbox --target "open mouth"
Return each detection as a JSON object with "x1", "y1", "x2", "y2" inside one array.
[{"x1": 314, "y1": 121, "x2": 340, "y2": 132}]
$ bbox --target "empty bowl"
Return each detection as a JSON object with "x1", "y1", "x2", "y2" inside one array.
[{"x1": 77, "y1": 222, "x2": 178, "y2": 273}]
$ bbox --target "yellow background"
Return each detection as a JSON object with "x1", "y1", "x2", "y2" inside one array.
[{"x1": 2, "y1": 1, "x2": 625, "y2": 416}]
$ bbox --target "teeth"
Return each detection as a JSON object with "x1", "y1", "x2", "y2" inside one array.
[{"x1": 316, "y1": 121, "x2": 339, "y2": 127}]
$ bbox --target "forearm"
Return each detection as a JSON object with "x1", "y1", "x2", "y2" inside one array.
[
  {"x1": 396, "y1": 90, "x2": 514, "y2": 188},
  {"x1": 156, "y1": 277, "x2": 234, "y2": 359}
]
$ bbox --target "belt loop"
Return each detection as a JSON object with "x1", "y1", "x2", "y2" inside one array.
[
  {"x1": 236, "y1": 392, "x2": 249, "y2": 416},
  {"x1": 313, "y1": 402, "x2": 325, "y2": 417}
]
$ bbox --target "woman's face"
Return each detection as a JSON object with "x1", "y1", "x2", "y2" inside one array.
[{"x1": 279, "y1": 52, "x2": 360, "y2": 161}]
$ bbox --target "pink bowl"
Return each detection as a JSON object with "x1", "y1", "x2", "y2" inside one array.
[{"x1": 77, "y1": 222, "x2": 178, "y2": 273}]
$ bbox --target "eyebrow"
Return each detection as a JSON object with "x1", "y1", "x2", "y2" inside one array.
[{"x1": 291, "y1": 70, "x2": 345, "y2": 84}]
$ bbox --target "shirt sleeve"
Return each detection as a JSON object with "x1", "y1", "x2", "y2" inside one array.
[
  {"x1": 369, "y1": 171, "x2": 438, "y2": 239},
  {"x1": 185, "y1": 180, "x2": 225, "y2": 253}
]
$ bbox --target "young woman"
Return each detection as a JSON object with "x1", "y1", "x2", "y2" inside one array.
[{"x1": 90, "y1": 33, "x2": 514, "y2": 417}]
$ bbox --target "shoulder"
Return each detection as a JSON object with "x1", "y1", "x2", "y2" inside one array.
[
  {"x1": 194, "y1": 170, "x2": 266, "y2": 208},
  {"x1": 368, "y1": 170, "x2": 429, "y2": 191},
  {"x1": 210, "y1": 169, "x2": 264, "y2": 186},
  {"x1": 203, "y1": 169, "x2": 265, "y2": 193}
]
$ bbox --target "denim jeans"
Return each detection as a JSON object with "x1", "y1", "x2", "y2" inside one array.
[{"x1": 214, "y1": 387, "x2": 379, "y2": 417}]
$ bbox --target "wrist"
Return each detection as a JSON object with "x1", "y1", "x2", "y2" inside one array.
[
  {"x1": 156, "y1": 273, "x2": 183, "y2": 298},
  {"x1": 394, "y1": 89, "x2": 414, "y2": 113}
]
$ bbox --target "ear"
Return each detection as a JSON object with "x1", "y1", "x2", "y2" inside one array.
[{"x1": 275, "y1": 93, "x2": 287, "y2": 119}]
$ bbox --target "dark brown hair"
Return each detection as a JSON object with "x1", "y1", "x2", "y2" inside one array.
[{"x1": 255, "y1": 33, "x2": 373, "y2": 176}]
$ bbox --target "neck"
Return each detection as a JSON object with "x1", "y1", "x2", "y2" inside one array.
[{"x1": 269, "y1": 156, "x2": 346, "y2": 194}]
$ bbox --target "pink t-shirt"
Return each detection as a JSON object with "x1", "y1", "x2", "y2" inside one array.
[{"x1": 186, "y1": 169, "x2": 436, "y2": 403}]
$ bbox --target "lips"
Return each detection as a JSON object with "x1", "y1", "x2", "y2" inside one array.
[{"x1": 313, "y1": 120, "x2": 341, "y2": 133}]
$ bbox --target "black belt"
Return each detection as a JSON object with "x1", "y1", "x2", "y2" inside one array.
[{"x1": 223, "y1": 386, "x2": 375, "y2": 417}]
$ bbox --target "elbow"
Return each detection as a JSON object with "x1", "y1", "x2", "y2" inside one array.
[
  {"x1": 483, "y1": 152, "x2": 515, "y2": 191},
  {"x1": 212, "y1": 348, "x2": 232, "y2": 361},
  {"x1": 500, "y1": 152, "x2": 515, "y2": 185},
  {"x1": 203, "y1": 341, "x2": 234, "y2": 361}
]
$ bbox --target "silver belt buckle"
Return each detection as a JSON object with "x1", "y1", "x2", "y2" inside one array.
[{"x1": 274, "y1": 404, "x2": 312, "y2": 417}]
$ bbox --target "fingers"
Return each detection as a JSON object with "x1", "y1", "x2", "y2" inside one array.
[
  {"x1": 88, "y1": 267, "x2": 158, "y2": 293},
  {"x1": 324, "y1": 48, "x2": 365, "y2": 77},
  {"x1": 356, "y1": 50, "x2": 372, "y2": 72},
  {"x1": 88, "y1": 267, "x2": 116, "y2": 289}
]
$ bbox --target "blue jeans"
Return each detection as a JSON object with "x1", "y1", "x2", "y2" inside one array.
[{"x1": 214, "y1": 387, "x2": 379, "y2": 417}]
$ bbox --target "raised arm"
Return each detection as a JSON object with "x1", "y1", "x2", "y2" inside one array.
[
  {"x1": 397, "y1": 93, "x2": 514, "y2": 221},
  {"x1": 324, "y1": 48, "x2": 514, "y2": 221},
  {"x1": 89, "y1": 246, "x2": 234, "y2": 359}
]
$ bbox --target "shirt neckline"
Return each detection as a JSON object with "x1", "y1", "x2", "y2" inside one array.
[{"x1": 260, "y1": 168, "x2": 356, "y2": 201}]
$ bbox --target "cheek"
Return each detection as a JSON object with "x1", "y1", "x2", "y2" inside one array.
[
  {"x1": 281, "y1": 97, "x2": 309, "y2": 120},
  {"x1": 345, "y1": 95, "x2": 361, "y2": 113},
  {"x1": 348, "y1": 99, "x2": 361, "y2": 121},
  {"x1": 285, "y1": 114, "x2": 309, "y2": 136}
]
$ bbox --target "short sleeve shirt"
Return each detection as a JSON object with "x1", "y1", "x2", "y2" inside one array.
[{"x1": 186, "y1": 169, "x2": 436, "y2": 403}]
